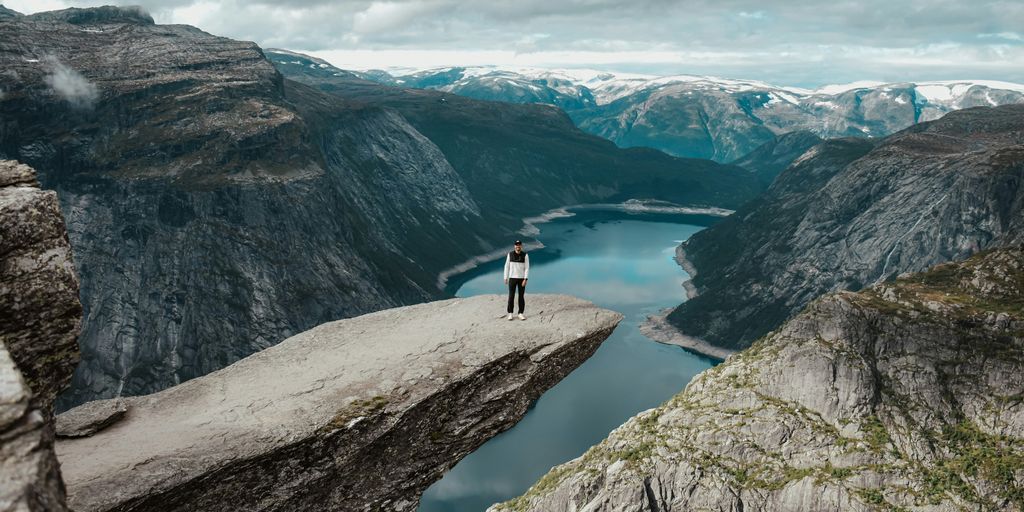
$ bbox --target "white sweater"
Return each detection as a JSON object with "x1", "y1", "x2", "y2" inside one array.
[{"x1": 504, "y1": 252, "x2": 530, "y2": 279}]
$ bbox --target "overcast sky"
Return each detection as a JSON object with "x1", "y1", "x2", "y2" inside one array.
[{"x1": 8, "y1": 0, "x2": 1024, "y2": 87}]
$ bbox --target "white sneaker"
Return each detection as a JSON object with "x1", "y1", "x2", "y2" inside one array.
[
  {"x1": 518, "y1": 314, "x2": 526, "y2": 320},
  {"x1": 507, "y1": 313, "x2": 514, "y2": 321}
]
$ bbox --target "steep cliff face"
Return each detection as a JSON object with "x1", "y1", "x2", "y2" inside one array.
[
  {"x1": 667, "y1": 104, "x2": 1024, "y2": 351},
  {"x1": 497, "y1": 248, "x2": 1024, "y2": 512},
  {"x1": 57, "y1": 294, "x2": 623, "y2": 512},
  {"x1": 730, "y1": 130, "x2": 823, "y2": 186},
  {"x1": 0, "y1": 160, "x2": 81, "y2": 511},
  {"x1": 53, "y1": 102, "x2": 490, "y2": 407},
  {"x1": 0, "y1": 8, "x2": 755, "y2": 408}
]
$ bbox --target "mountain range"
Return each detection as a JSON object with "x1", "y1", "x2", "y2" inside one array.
[{"x1": 284, "y1": 56, "x2": 1024, "y2": 162}]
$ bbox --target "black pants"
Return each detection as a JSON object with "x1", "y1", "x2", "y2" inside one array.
[{"x1": 507, "y1": 278, "x2": 526, "y2": 314}]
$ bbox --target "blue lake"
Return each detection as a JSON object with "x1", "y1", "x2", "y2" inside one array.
[{"x1": 418, "y1": 210, "x2": 721, "y2": 511}]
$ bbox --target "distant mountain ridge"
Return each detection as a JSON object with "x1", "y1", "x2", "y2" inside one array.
[
  {"x1": 665, "y1": 103, "x2": 1024, "y2": 351},
  {"x1": 281, "y1": 57, "x2": 1024, "y2": 162}
]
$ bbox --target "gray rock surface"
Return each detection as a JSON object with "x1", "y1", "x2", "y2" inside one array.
[
  {"x1": 0, "y1": 9, "x2": 755, "y2": 409},
  {"x1": 0, "y1": 160, "x2": 81, "y2": 511},
  {"x1": 57, "y1": 294, "x2": 623, "y2": 512},
  {"x1": 0, "y1": 343, "x2": 67, "y2": 512},
  {"x1": 0, "y1": 161, "x2": 81, "y2": 413},
  {"x1": 55, "y1": 398, "x2": 127, "y2": 438},
  {"x1": 667, "y1": 104, "x2": 1024, "y2": 351},
  {"x1": 496, "y1": 249, "x2": 1024, "y2": 512}
]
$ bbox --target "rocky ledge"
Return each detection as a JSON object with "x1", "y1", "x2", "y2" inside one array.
[
  {"x1": 0, "y1": 160, "x2": 82, "y2": 511},
  {"x1": 496, "y1": 248, "x2": 1024, "y2": 511},
  {"x1": 57, "y1": 294, "x2": 622, "y2": 512}
]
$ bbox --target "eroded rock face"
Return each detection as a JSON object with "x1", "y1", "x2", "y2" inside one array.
[
  {"x1": 0, "y1": 161, "x2": 81, "y2": 413},
  {"x1": 0, "y1": 343, "x2": 67, "y2": 512},
  {"x1": 668, "y1": 104, "x2": 1024, "y2": 351},
  {"x1": 0, "y1": 160, "x2": 81, "y2": 511},
  {"x1": 496, "y1": 249, "x2": 1024, "y2": 512},
  {"x1": 57, "y1": 294, "x2": 623, "y2": 512}
]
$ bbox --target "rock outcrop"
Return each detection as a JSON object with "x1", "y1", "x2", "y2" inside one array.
[
  {"x1": 0, "y1": 8, "x2": 756, "y2": 408},
  {"x1": 667, "y1": 104, "x2": 1024, "y2": 351},
  {"x1": 54, "y1": 398, "x2": 127, "y2": 438},
  {"x1": 496, "y1": 248, "x2": 1024, "y2": 511},
  {"x1": 0, "y1": 343, "x2": 66, "y2": 512},
  {"x1": 0, "y1": 161, "x2": 81, "y2": 413},
  {"x1": 0, "y1": 160, "x2": 81, "y2": 511},
  {"x1": 57, "y1": 294, "x2": 623, "y2": 512}
]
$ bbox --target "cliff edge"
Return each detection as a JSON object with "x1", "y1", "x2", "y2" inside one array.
[{"x1": 57, "y1": 294, "x2": 622, "y2": 512}]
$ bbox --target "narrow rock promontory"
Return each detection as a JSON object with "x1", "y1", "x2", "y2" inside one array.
[{"x1": 57, "y1": 294, "x2": 622, "y2": 512}]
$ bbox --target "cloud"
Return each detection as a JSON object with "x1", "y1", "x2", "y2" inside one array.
[
  {"x1": 978, "y1": 32, "x2": 1024, "y2": 42},
  {"x1": 352, "y1": 1, "x2": 453, "y2": 34},
  {"x1": 13, "y1": 0, "x2": 1024, "y2": 87},
  {"x1": 43, "y1": 56, "x2": 99, "y2": 109}
]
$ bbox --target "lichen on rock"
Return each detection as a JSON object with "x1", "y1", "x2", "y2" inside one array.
[
  {"x1": 0, "y1": 159, "x2": 82, "y2": 511},
  {"x1": 498, "y1": 248, "x2": 1024, "y2": 512}
]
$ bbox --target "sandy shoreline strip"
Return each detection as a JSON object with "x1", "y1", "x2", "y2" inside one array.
[{"x1": 639, "y1": 310, "x2": 735, "y2": 361}]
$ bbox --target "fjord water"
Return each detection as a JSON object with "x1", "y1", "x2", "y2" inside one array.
[{"x1": 418, "y1": 210, "x2": 719, "y2": 511}]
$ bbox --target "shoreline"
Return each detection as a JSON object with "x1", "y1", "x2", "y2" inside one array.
[
  {"x1": 435, "y1": 241, "x2": 545, "y2": 292},
  {"x1": 674, "y1": 245, "x2": 700, "y2": 300},
  {"x1": 639, "y1": 310, "x2": 735, "y2": 361},
  {"x1": 435, "y1": 200, "x2": 732, "y2": 291}
]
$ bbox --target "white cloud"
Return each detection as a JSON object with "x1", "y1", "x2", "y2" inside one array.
[
  {"x1": 3, "y1": 0, "x2": 72, "y2": 13},
  {"x1": 44, "y1": 56, "x2": 99, "y2": 109},
  {"x1": 11, "y1": 0, "x2": 1024, "y2": 87},
  {"x1": 978, "y1": 32, "x2": 1024, "y2": 42},
  {"x1": 352, "y1": 1, "x2": 451, "y2": 34}
]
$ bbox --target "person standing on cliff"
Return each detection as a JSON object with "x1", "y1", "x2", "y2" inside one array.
[{"x1": 504, "y1": 240, "x2": 530, "y2": 320}]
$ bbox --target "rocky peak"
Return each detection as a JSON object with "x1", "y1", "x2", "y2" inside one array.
[
  {"x1": 0, "y1": 4, "x2": 21, "y2": 18},
  {"x1": 0, "y1": 9, "x2": 290, "y2": 182},
  {"x1": 498, "y1": 248, "x2": 1024, "y2": 511},
  {"x1": 27, "y1": 6, "x2": 154, "y2": 25}
]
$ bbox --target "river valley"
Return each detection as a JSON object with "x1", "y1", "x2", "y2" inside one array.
[{"x1": 419, "y1": 210, "x2": 722, "y2": 511}]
